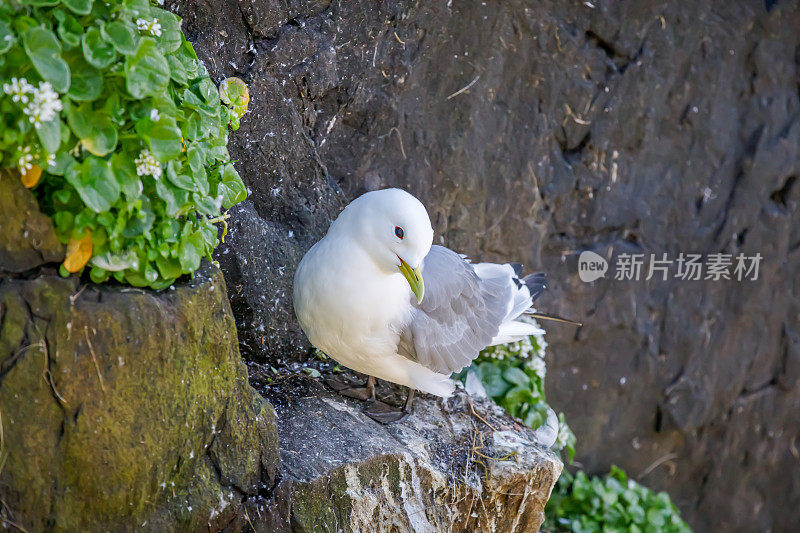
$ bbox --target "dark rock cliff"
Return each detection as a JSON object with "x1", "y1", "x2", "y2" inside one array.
[{"x1": 173, "y1": 0, "x2": 800, "y2": 530}]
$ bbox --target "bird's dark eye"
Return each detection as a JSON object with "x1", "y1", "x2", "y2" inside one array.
[{"x1": 395, "y1": 226, "x2": 404, "y2": 239}]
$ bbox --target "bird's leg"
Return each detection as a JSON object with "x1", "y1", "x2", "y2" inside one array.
[
  {"x1": 336, "y1": 375, "x2": 376, "y2": 401},
  {"x1": 402, "y1": 388, "x2": 415, "y2": 413},
  {"x1": 364, "y1": 386, "x2": 414, "y2": 424}
]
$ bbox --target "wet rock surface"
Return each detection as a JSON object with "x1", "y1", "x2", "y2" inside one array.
[
  {"x1": 249, "y1": 373, "x2": 561, "y2": 533},
  {"x1": 0, "y1": 265, "x2": 279, "y2": 531},
  {"x1": 174, "y1": 0, "x2": 800, "y2": 530}
]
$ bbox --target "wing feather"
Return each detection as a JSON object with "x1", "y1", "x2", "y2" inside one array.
[{"x1": 396, "y1": 245, "x2": 513, "y2": 374}]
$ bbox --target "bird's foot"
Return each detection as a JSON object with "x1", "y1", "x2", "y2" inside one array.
[
  {"x1": 363, "y1": 401, "x2": 409, "y2": 424},
  {"x1": 339, "y1": 386, "x2": 375, "y2": 401},
  {"x1": 325, "y1": 376, "x2": 376, "y2": 401}
]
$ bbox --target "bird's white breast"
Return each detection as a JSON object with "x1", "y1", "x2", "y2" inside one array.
[{"x1": 293, "y1": 235, "x2": 411, "y2": 374}]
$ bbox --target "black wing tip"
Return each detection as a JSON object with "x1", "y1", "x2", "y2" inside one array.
[{"x1": 522, "y1": 272, "x2": 547, "y2": 303}]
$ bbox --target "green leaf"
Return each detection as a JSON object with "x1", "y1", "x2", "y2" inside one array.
[
  {"x1": 102, "y1": 21, "x2": 139, "y2": 55},
  {"x1": 217, "y1": 180, "x2": 246, "y2": 209},
  {"x1": 24, "y1": 27, "x2": 70, "y2": 92},
  {"x1": 53, "y1": 211, "x2": 75, "y2": 236},
  {"x1": 89, "y1": 266, "x2": 111, "y2": 284},
  {"x1": 155, "y1": 179, "x2": 180, "y2": 215},
  {"x1": 82, "y1": 26, "x2": 117, "y2": 68},
  {"x1": 0, "y1": 20, "x2": 15, "y2": 54},
  {"x1": 91, "y1": 250, "x2": 138, "y2": 271},
  {"x1": 219, "y1": 76, "x2": 249, "y2": 118},
  {"x1": 502, "y1": 385, "x2": 536, "y2": 406},
  {"x1": 173, "y1": 39, "x2": 199, "y2": 79},
  {"x1": 186, "y1": 142, "x2": 206, "y2": 173},
  {"x1": 110, "y1": 153, "x2": 143, "y2": 198},
  {"x1": 166, "y1": 54, "x2": 188, "y2": 85},
  {"x1": 197, "y1": 78, "x2": 219, "y2": 105},
  {"x1": 152, "y1": 8, "x2": 181, "y2": 53},
  {"x1": 601, "y1": 489, "x2": 618, "y2": 507},
  {"x1": 125, "y1": 39, "x2": 170, "y2": 99},
  {"x1": 48, "y1": 152, "x2": 75, "y2": 176},
  {"x1": 135, "y1": 116, "x2": 183, "y2": 160},
  {"x1": 166, "y1": 160, "x2": 196, "y2": 191},
  {"x1": 63, "y1": 0, "x2": 93, "y2": 15},
  {"x1": 503, "y1": 367, "x2": 531, "y2": 387},
  {"x1": 66, "y1": 157, "x2": 120, "y2": 213},
  {"x1": 193, "y1": 192, "x2": 220, "y2": 216},
  {"x1": 479, "y1": 362, "x2": 510, "y2": 398},
  {"x1": 36, "y1": 118, "x2": 61, "y2": 154},
  {"x1": 66, "y1": 53, "x2": 103, "y2": 101},
  {"x1": 156, "y1": 255, "x2": 182, "y2": 279},
  {"x1": 182, "y1": 88, "x2": 219, "y2": 117},
  {"x1": 53, "y1": 10, "x2": 82, "y2": 49},
  {"x1": 178, "y1": 235, "x2": 202, "y2": 271},
  {"x1": 645, "y1": 509, "x2": 665, "y2": 527},
  {"x1": 609, "y1": 465, "x2": 627, "y2": 484},
  {"x1": 524, "y1": 410, "x2": 544, "y2": 429},
  {"x1": 66, "y1": 103, "x2": 117, "y2": 156}
]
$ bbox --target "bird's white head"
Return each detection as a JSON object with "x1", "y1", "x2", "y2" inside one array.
[{"x1": 330, "y1": 188, "x2": 433, "y2": 302}]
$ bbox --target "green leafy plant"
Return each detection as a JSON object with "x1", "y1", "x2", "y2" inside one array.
[
  {"x1": 1, "y1": 0, "x2": 248, "y2": 288},
  {"x1": 463, "y1": 321, "x2": 690, "y2": 532},
  {"x1": 458, "y1": 318, "x2": 576, "y2": 462},
  {"x1": 544, "y1": 466, "x2": 692, "y2": 533}
]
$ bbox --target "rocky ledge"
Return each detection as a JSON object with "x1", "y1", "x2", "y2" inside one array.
[
  {"x1": 0, "y1": 265, "x2": 278, "y2": 531},
  {"x1": 243, "y1": 373, "x2": 562, "y2": 533}
]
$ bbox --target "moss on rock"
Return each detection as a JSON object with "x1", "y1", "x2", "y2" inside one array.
[
  {"x1": 0, "y1": 265, "x2": 279, "y2": 531},
  {"x1": 0, "y1": 169, "x2": 64, "y2": 273}
]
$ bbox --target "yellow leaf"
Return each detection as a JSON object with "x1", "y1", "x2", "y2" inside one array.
[
  {"x1": 219, "y1": 77, "x2": 249, "y2": 117},
  {"x1": 21, "y1": 165, "x2": 42, "y2": 188},
  {"x1": 64, "y1": 231, "x2": 93, "y2": 273}
]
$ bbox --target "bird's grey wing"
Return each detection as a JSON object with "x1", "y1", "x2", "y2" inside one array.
[{"x1": 396, "y1": 245, "x2": 512, "y2": 374}]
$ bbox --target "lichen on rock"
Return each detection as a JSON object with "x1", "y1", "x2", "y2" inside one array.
[{"x1": 245, "y1": 375, "x2": 562, "y2": 532}]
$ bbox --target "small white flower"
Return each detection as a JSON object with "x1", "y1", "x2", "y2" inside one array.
[
  {"x1": 46, "y1": 153, "x2": 56, "y2": 167},
  {"x1": 136, "y1": 18, "x2": 162, "y2": 37},
  {"x1": 3, "y1": 77, "x2": 34, "y2": 104},
  {"x1": 23, "y1": 81, "x2": 62, "y2": 127},
  {"x1": 135, "y1": 149, "x2": 162, "y2": 179},
  {"x1": 18, "y1": 146, "x2": 34, "y2": 171},
  {"x1": 150, "y1": 109, "x2": 161, "y2": 121},
  {"x1": 554, "y1": 421, "x2": 572, "y2": 450},
  {"x1": 527, "y1": 356, "x2": 546, "y2": 379}
]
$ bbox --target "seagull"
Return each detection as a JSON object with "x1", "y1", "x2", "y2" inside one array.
[{"x1": 293, "y1": 188, "x2": 572, "y2": 423}]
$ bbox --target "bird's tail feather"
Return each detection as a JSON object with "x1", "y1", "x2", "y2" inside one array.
[
  {"x1": 407, "y1": 363, "x2": 455, "y2": 397},
  {"x1": 489, "y1": 320, "x2": 545, "y2": 345}
]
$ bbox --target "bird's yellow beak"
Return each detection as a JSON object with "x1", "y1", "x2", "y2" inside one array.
[{"x1": 398, "y1": 259, "x2": 424, "y2": 304}]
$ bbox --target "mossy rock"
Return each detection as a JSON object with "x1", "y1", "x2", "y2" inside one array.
[
  {"x1": 0, "y1": 168, "x2": 64, "y2": 273},
  {"x1": 0, "y1": 265, "x2": 279, "y2": 531}
]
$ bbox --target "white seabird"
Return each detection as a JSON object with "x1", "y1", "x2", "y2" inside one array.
[{"x1": 293, "y1": 188, "x2": 550, "y2": 422}]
